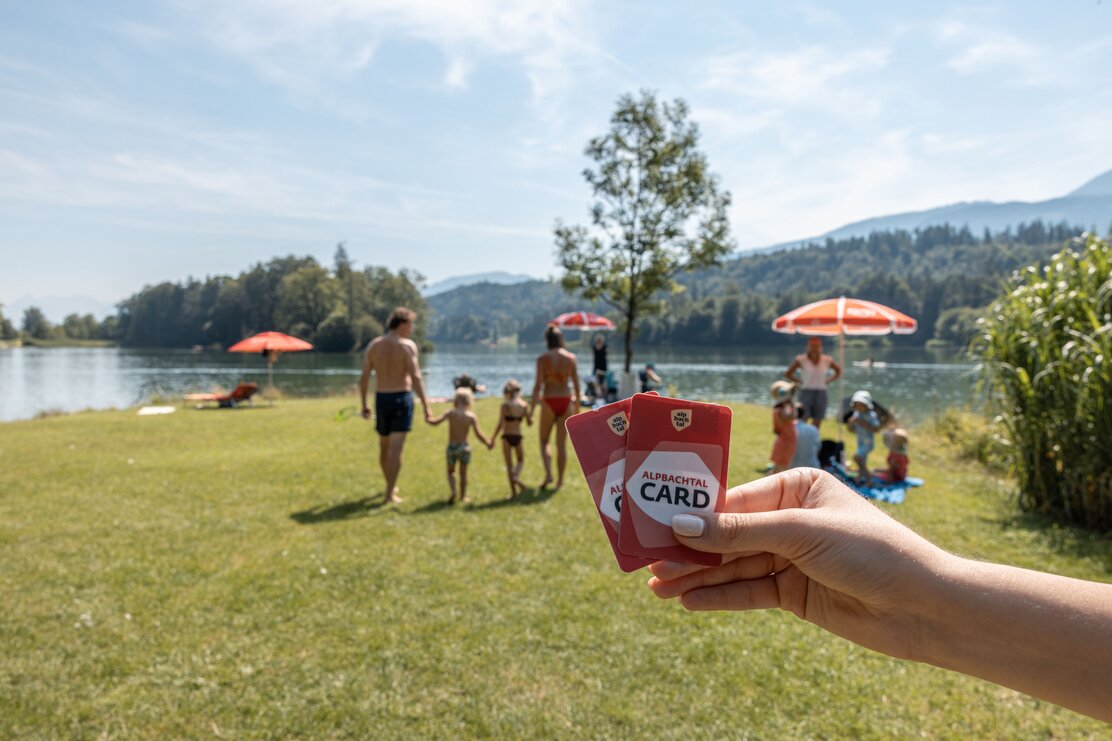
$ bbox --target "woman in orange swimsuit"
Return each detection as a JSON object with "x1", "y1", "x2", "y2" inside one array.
[{"x1": 529, "y1": 325, "x2": 581, "y2": 490}]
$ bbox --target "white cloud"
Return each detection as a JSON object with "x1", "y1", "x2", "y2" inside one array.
[
  {"x1": 934, "y1": 18, "x2": 1051, "y2": 86},
  {"x1": 691, "y1": 107, "x2": 781, "y2": 139},
  {"x1": 186, "y1": 0, "x2": 607, "y2": 112},
  {"x1": 698, "y1": 46, "x2": 889, "y2": 117},
  {"x1": 947, "y1": 36, "x2": 1037, "y2": 73},
  {"x1": 444, "y1": 56, "x2": 471, "y2": 90}
]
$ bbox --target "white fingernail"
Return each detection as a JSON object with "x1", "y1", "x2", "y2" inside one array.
[{"x1": 672, "y1": 514, "x2": 705, "y2": 537}]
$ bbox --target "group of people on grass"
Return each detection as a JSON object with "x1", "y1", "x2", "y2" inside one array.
[
  {"x1": 771, "y1": 336, "x2": 909, "y2": 485},
  {"x1": 359, "y1": 309, "x2": 913, "y2": 506},
  {"x1": 355, "y1": 307, "x2": 1110, "y2": 722},
  {"x1": 359, "y1": 311, "x2": 583, "y2": 504}
]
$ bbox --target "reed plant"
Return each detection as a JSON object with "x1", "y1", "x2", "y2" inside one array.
[{"x1": 977, "y1": 233, "x2": 1112, "y2": 530}]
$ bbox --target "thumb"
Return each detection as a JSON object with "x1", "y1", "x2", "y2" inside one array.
[{"x1": 671, "y1": 509, "x2": 809, "y2": 558}]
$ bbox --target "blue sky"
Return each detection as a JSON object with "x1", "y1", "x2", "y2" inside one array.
[{"x1": 2, "y1": 1, "x2": 1111, "y2": 312}]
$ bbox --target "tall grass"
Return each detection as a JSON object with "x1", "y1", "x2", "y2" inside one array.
[{"x1": 977, "y1": 233, "x2": 1112, "y2": 531}]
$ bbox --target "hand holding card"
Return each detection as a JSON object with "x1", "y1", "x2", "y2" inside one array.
[{"x1": 619, "y1": 394, "x2": 732, "y2": 567}]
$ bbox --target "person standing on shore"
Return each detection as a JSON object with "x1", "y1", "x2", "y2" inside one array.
[
  {"x1": 591, "y1": 333, "x2": 608, "y2": 391},
  {"x1": 359, "y1": 307, "x2": 431, "y2": 504},
  {"x1": 529, "y1": 325, "x2": 580, "y2": 490},
  {"x1": 784, "y1": 337, "x2": 841, "y2": 429}
]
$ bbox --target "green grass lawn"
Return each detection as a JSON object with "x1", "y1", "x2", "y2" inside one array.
[{"x1": 1, "y1": 397, "x2": 1108, "y2": 738}]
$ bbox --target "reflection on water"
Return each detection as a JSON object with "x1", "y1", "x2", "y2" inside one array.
[{"x1": 0, "y1": 343, "x2": 978, "y2": 423}]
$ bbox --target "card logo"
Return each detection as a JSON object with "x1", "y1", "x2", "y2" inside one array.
[
  {"x1": 607, "y1": 412, "x2": 629, "y2": 436},
  {"x1": 671, "y1": 409, "x2": 692, "y2": 431},
  {"x1": 626, "y1": 450, "x2": 720, "y2": 526}
]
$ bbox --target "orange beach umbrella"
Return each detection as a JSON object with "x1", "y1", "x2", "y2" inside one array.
[
  {"x1": 772, "y1": 297, "x2": 917, "y2": 439},
  {"x1": 228, "y1": 331, "x2": 313, "y2": 389},
  {"x1": 772, "y1": 296, "x2": 917, "y2": 336}
]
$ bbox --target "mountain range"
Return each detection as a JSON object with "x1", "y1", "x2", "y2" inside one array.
[
  {"x1": 765, "y1": 168, "x2": 1112, "y2": 252},
  {"x1": 421, "y1": 271, "x2": 540, "y2": 297}
]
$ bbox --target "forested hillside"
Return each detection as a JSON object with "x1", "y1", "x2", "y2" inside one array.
[
  {"x1": 429, "y1": 221, "x2": 1089, "y2": 346},
  {"x1": 36, "y1": 221, "x2": 1092, "y2": 350},
  {"x1": 114, "y1": 250, "x2": 428, "y2": 350},
  {"x1": 426, "y1": 280, "x2": 603, "y2": 343}
]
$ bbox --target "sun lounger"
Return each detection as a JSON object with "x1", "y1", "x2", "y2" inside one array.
[{"x1": 184, "y1": 382, "x2": 259, "y2": 408}]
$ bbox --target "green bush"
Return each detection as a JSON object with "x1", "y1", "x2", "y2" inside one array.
[
  {"x1": 976, "y1": 233, "x2": 1112, "y2": 531},
  {"x1": 927, "y1": 408, "x2": 1010, "y2": 474}
]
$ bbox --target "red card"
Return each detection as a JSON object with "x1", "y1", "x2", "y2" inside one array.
[
  {"x1": 566, "y1": 397, "x2": 656, "y2": 572},
  {"x1": 619, "y1": 394, "x2": 731, "y2": 566}
]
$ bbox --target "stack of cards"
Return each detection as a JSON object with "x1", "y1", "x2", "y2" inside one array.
[{"x1": 566, "y1": 393, "x2": 732, "y2": 571}]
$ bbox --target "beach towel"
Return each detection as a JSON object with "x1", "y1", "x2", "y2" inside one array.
[{"x1": 822, "y1": 459, "x2": 922, "y2": 504}]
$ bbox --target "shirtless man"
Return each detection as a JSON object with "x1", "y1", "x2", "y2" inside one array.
[{"x1": 359, "y1": 307, "x2": 431, "y2": 503}]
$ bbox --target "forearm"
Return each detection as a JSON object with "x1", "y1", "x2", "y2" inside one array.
[
  {"x1": 412, "y1": 375, "x2": 429, "y2": 414},
  {"x1": 919, "y1": 555, "x2": 1112, "y2": 720},
  {"x1": 359, "y1": 375, "x2": 370, "y2": 408}
]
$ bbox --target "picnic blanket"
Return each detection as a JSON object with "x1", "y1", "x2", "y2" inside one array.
[{"x1": 823, "y1": 460, "x2": 923, "y2": 504}]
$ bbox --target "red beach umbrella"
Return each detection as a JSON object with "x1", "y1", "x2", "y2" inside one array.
[
  {"x1": 228, "y1": 331, "x2": 313, "y2": 389},
  {"x1": 228, "y1": 331, "x2": 314, "y2": 353},
  {"x1": 550, "y1": 311, "x2": 616, "y2": 331},
  {"x1": 772, "y1": 297, "x2": 917, "y2": 439}
]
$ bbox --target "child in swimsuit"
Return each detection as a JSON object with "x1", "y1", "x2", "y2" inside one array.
[
  {"x1": 846, "y1": 389, "x2": 881, "y2": 485},
  {"x1": 883, "y1": 427, "x2": 910, "y2": 483},
  {"x1": 489, "y1": 379, "x2": 533, "y2": 499},
  {"x1": 768, "y1": 380, "x2": 797, "y2": 474},
  {"x1": 427, "y1": 387, "x2": 493, "y2": 504}
]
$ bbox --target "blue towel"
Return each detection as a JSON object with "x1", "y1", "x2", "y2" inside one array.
[{"x1": 823, "y1": 461, "x2": 922, "y2": 504}]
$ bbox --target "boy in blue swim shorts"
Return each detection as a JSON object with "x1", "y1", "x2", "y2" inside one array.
[{"x1": 428, "y1": 388, "x2": 493, "y2": 504}]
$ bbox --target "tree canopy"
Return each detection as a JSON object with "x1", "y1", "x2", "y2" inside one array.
[
  {"x1": 555, "y1": 90, "x2": 734, "y2": 372},
  {"x1": 114, "y1": 256, "x2": 427, "y2": 350}
]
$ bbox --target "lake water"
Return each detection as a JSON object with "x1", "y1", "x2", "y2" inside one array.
[{"x1": 0, "y1": 343, "x2": 978, "y2": 424}]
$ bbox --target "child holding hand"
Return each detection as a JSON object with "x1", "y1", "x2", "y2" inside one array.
[
  {"x1": 427, "y1": 387, "x2": 493, "y2": 504},
  {"x1": 489, "y1": 379, "x2": 532, "y2": 499}
]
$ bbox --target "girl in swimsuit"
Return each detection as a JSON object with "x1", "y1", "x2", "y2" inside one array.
[
  {"x1": 529, "y1": 325, "x2": 581, "y2": 490},
  {"x1": 489, "y1": 379, "x2": 533, "y2": 499}
]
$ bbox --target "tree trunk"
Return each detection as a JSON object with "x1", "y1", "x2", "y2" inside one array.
[{"x1": 624, "y1": 298, "x2": 635, "y2": 373}]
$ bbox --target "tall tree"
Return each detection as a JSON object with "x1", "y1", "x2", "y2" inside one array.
[
  {"x1": 334, "y1": 241, "x2": 355, "y2": 323},
  {"x1": 0, "y1": 304, "x2": 16, "y2": 340},
  {"x1": 555, "y1": 90, "x2": 734, "y2": 372},
  {"x1": 21, "y1": 306, "x2": 53, "y2": 339}
]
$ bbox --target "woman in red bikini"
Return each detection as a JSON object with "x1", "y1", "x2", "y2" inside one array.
[{"x1": 529, "y1": 325, "x2": 581, "y2": 490}]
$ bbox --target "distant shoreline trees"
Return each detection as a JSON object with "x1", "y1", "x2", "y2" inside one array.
[
  {"x1": 432, "y1": 220, "x2": 1091, "y2": 348},
  {"x1": 113, "y1": 247, "x2": 428, "y2": 351},
  {"x1": 4, "y1": 219, "x2": 1095, "y2": 351}
]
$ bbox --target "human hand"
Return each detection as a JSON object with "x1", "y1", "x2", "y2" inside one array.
[
  {"x1": 647, "y1": 469, "x2": 949, "y2": 660},
  {"x1": 361, "y1": 406, "x2": 372, "y2": 420}
]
